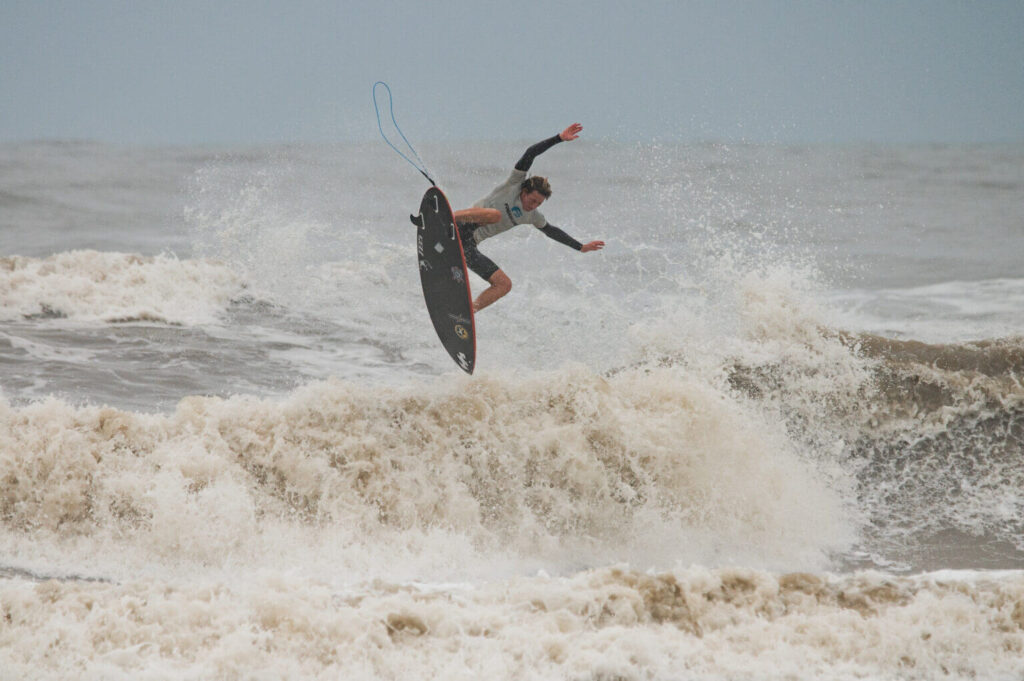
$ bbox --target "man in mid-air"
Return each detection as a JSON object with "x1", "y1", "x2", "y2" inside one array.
[{"x1": 452, "y1": 123, "x2": 604, "y2": 312}]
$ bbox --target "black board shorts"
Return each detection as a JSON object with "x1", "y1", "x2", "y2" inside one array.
[{"x1": 459, "y1": 223, "x2": 500, "y2": 281}]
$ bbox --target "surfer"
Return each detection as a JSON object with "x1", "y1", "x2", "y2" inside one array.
[{"x1": 452, "y1": 123, "x2": 605, "y2": 312}]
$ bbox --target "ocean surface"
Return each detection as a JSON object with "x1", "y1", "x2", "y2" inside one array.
[{"x1": 1, "y1": 139, "x2": 1023, "y2": 679}]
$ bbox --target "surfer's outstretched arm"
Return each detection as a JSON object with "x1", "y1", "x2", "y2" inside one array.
[
  {"x1": 454, "y1": 207, "x2": 500, "y2": 225},
  {"x1": 515, "y1": 123, "x2": 582, "y2": 172},
  {"x1": 538, "y1": 222, "x2": 605, "y2": 253},
  {"x1": 411, "y1": 207, "x2": 499, "y2": 229},
  {"x1": 538, "y1": 223, "x2": 582, "y2": 250}
]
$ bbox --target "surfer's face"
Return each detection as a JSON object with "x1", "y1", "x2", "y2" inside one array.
[{"x1": 520, "y1": 190, "x2": 546, "y2": 212}]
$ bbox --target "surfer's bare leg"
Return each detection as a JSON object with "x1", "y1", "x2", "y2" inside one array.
[{"x1": 473, "y1": 270, "x2": 511, "y2": 312}]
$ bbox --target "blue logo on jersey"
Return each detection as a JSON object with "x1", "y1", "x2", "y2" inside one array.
[{"x1": 510, "y1": 206, "x2": 522, "y2": 218}]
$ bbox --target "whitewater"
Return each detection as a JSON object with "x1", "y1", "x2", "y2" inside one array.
[{"x1": 1, "y1": 139, "x2": 1023, "y2": 679}]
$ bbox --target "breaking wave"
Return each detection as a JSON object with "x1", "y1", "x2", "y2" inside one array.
[
  {"x1": 0, "y1": 251, "x2": 243, "y2": 325},
  {"x1": 0, "y1": 365, "x2": 854, "y2": 575}
]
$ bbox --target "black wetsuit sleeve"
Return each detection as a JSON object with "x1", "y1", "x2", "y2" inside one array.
[
  {"x1": 515, "y1": 134, "x2": 564, "y2": 172},
  {"x1": 539, "y1": 223, "x2": 583, "y2": 251}
]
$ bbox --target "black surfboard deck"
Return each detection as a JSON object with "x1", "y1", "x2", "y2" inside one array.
[{"x1": 411, "y1": 186, "x2": 476, "y2": 373}]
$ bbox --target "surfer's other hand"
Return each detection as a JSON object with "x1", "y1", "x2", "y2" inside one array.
[{"x1": 560, "y1": 123, "x2": 583, "y2": 141}]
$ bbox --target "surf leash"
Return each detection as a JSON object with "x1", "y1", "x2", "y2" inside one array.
[{"x1": 372, "y1": 81, "x2": 436, "y2": 186}]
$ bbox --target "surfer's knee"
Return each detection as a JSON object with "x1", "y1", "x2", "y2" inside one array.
[{"x1": 490, "y1": 271, "x2": 512, "y2": 296}]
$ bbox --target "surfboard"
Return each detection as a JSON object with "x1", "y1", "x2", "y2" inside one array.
[{"x1": 410, "y1": 186, "x2": 476, "y2": 373}]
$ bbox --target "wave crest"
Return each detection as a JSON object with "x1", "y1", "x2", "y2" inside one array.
[{"x1": 0, "y1": 250, "x2": 243, "y2": 324}]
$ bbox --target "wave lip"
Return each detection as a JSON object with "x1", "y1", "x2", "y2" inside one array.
[{"x1": 0, "y1": 250, "x2": 244, "y2": 325}]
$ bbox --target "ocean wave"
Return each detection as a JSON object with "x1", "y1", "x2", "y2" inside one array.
[
  {"x1": 638, "y1": 274, "x2": 1024, "y2": 567},
  {"x1": 0, "y1": 366, "x2": 854, "y2": 572},
  {"x1": 0, "y1": 250, "x2": 244, "y2": 325},
  {"x1": 726, "y1": 330, "x2": 1024, "y2": 428},
  {"x1": 720, "y1": 326, "x2": 1024, "y2": 563},
  {"x1": 593, "y1": 267, "x2": 1024, "y2": 568},
  {"x1": 855, "y1": 334, "x2": 1024, "y2": 415},
  {"x1": 1, "y1": 566, "x2": 1021, "y2": 680},
  {"x1": 838, "y1": 335, "x2": 1024, "y2": 559}
]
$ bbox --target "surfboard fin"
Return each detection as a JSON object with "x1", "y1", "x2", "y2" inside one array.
[{"x1": 409, "y1": 213, "x2": 424, "y2": 228}]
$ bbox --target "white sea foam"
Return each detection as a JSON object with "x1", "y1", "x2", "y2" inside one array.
[
  {"x1": 0, "y1": 251, "x2": 243, "y2": 325},
  {"x1": 1, "y1": 566, "x2": 1022, "y2": 680},
  {"x1": 0, "y1": 364, "x2": 856, "y2": 580}
]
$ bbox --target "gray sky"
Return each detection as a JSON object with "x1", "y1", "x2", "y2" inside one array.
[{"x1": 2, "y1": 0, "x2": 1022, "y2": 145}]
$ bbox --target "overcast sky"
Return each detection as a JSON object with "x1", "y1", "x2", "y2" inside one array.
[{"x1": 2, "y1": 0, "x2": 1022, "y2": 145}]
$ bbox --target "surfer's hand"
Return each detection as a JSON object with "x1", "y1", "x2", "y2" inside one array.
[
  {"x1": 560, "y1": 123, "x2": 583, "y2": 141},
  {"x1": 581, "y1": 240, "x2": 604, "y2": 252}
]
